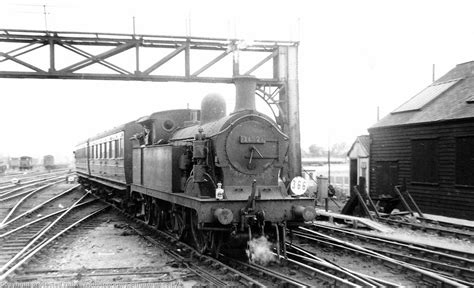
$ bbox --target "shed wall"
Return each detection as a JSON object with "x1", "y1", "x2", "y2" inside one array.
[{"x1": 369, "y1": 120, "x2": 474, "y2": 220}]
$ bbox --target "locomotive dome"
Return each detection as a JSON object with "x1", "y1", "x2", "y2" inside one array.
[{"x1": 200, "y1": 93, "x2": 226, "y2": 124}]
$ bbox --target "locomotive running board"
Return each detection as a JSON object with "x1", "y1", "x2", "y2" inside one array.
[{"x1": 131, "y1": 183, "x2": 315, "y2": 224}]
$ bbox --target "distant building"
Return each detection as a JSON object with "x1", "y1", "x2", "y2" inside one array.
[
  {"x1": 302, "y1": 157, "x2": 349, "y2": 196},
  {"x1": 347, "y1": 135, "x2": 370, "y2": 195},
  {"x1": 369, "y1": 61, "x2": 474, "y2": 220}
]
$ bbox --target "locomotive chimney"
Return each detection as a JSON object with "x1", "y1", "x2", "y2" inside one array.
[{"x1": 233, "y1": 75, "x2": 257, "y2": 113}]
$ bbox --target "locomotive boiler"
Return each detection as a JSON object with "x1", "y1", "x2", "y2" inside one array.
[{"x1": 75, "y1": 76, "x2": 316, "y2": 256}]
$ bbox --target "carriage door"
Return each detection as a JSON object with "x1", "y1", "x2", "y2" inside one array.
[
  {"x1": 87, "y1": 140, "x2": 91, "y2": 175},
  {"x1": 375, "y1": 161, "x2": 398, "y2": 198}
]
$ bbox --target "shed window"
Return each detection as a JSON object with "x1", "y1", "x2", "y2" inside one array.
[
  {"x1": 411, "y1": 139, "x2": 438, "y2": 183},
  {"x1": 456, "y1": 136, "x2": 474, "y2": 186}
]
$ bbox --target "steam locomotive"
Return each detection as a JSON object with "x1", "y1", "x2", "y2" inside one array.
[{"x1": 74, "y1": 76, "x2": 316, "y2": 256}]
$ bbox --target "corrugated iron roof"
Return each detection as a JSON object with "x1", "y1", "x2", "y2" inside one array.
[{"x1": 370, "y1": 61, "x2": 474, "y2": 129}]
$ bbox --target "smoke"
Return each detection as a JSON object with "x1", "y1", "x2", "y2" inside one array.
[{"x1": 246, "y1": 236, "x2": 276, "y2": 266}]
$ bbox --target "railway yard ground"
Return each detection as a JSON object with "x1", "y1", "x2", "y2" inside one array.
[{"x1": 0, "y1": 172, "x2": 473, "y2": 287}]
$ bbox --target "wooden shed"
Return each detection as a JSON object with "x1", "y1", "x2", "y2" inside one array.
[
  {"x1": 368, "y1": 61, "x2": 474, "y2": 220},
  {"x1": 347, "y1": 135, "x2": 370, "y2": 196}
]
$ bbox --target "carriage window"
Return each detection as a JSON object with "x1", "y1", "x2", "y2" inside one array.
[
  {"x1": 109, "y1": 141, "x2": 114, "y2": 158},
  {"x1": 96, "y1": 145, "x2": 98, "y2": 159},
  {"x1": 119, "y1": 138, "x2": 124, "y2": 157},
  {"x1": 114, "y1": 140, "x2": 119, "y2": 158},
  {"x1": 104, "y1": 142, "x2": 108, "y2": 158}
]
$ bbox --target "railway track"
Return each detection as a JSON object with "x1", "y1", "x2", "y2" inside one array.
[
  {"x1": 0, "y1": 173, "x2": 71, "y2": 199},
  {"x1": 116, "y1": 203, "x2": 410, "y2": 287},
  {"x1": 0, "y1": 169, "x2": 69, "y2": 190},
  {"x1": 285, "y1": 243, "x2": 401, "y2": 287},
  {"x1": 109, "y1": 203, "x2": 269, "y2": 287},
  {"x1": 379, "y1": 216, "x2": 474, "y2": 240},
  {"x1": 307, "y1": 223, "x2": 474, "y2": 283},
  {"x1": 0, "y1": 191, "x2": 108, "y2": 281},
  {"x1": 0, "y1": 181, "x2": 81, "y2": 228},
  {"x1": 293, "y1": 225, "x2": 472, "y2": 287},
  {"x1": 3, "y1": 184, "x2": 471, "y2": 286},
  {"x1": 8, "y1": 196, "x2": 386, "y2": 287},
  {"x1": 3, "y1": 200, "x2": 266, "y2": 286},
  {"x1": 311, "y1": 223, "x2": 474, "y2": 259}
]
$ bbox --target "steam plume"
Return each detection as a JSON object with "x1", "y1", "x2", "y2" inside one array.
[{"x1": 246, "y1": 236, "x2": 276, "y2": 266}]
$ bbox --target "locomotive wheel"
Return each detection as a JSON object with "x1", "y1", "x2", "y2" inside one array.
[
  {"x1": 143, "y1": 196, "x2": 154, "y2": 225},
  {"x1": 189, "y1": 211, "x2": 207, "y2": 253},
  {"x1": 153, "y1": 201, "x2": 165, "y2": 230},
  {"x1": 208, "y1": 231, "x2": 223, "y2": 258},
  {"x1": 166, "y1": 210, "x2": 185, "y2": 240}
]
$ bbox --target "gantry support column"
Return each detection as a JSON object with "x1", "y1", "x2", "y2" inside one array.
[{"x1": 276, "y1": 45, "x2": 301, "y2": 180}]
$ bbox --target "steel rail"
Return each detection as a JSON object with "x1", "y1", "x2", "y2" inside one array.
[
  {"x1": 414, "y1": 216, "x2": 474, "y2": 233},
  {"x1": 297, "y1": 227, "x2": 468, "y2": 288},
  {"x1": 0, "y1": 192, "x2": 91, "y2": 275},
  {"x1": 226, "y1": 257, "x2": 310, "y2": 287},
  {"x1": 301, "y1": 228, "x2": 474, "y2": 282},
  {"x1": 0, "y1": 181, "x2": 62, "y2": 225},
  {"x1": 0, "y1": 184, "x2": 81, "y2": 228},
  {"x1": 128, "y1": 226, "x2": 227, "y2": 287},
  {"x1": 129, "y1": 224, "x2": 253, "y2": 287},
  {"x1": 378, "y1": 217, "x2": 474, "y2": 240},
  {"x1": 286, "y1": 244, "x2": 401, "y2": 287},
  {"x1": 0, "y1": 199, "x2": 97, "y2": 238},
  {"x1": 285, "y1": 246, "x2": 389, "y2": 287},
  {"x1": 105, "y1": 199, "x2": 266, "y2": 288},
  {"x1": 0, "y1": 205, "x2": 108, "y2": 281},
  {"x1": 0, "y1": 188, "x2": 37, "y2": 202},
  {"x1": 0, "y1": 169, "x2": 69, "y2": 187},
  {"x1": 312, "y1": 223, "x2": 474, "y2": 261},
  {"x1": 371, "y1": 247, "x2": 474, "y2": 282},
  {"x1": 0, "y1": 175, "x2": 67, "y2": 197},
  {"x1": 282, "y1": 255, "x2": 362, "y2": 288}
]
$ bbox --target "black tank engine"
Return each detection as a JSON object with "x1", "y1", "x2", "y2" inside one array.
[{"x1": 75, "y1": 76, "x2": 316, "y2": 255}]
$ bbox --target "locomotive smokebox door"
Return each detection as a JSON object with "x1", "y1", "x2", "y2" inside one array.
[{"x1": 225, "y1": 119, "x2": 279, "y2": 175}]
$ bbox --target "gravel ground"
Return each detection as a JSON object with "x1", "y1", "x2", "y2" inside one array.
[{"x1": 24, "y1": 212, "x2": 200, "y2": 287}]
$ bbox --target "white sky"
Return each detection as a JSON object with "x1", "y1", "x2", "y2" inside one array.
[{"x1": 1, "y1": 0, "x2": 474, "y2": 163}]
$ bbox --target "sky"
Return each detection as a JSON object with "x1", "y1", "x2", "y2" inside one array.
[{"x1": 1, "y1": 0, "x2": 474, "y2": 163}]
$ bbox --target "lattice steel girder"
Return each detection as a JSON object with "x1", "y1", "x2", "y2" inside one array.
[{"x1": 0, "y1": 28, "x2": 302, "y2": 178}]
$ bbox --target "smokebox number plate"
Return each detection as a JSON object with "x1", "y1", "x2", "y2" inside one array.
[{"x1": 240, "y1": 135, "x2": 266, "y2": 144}]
